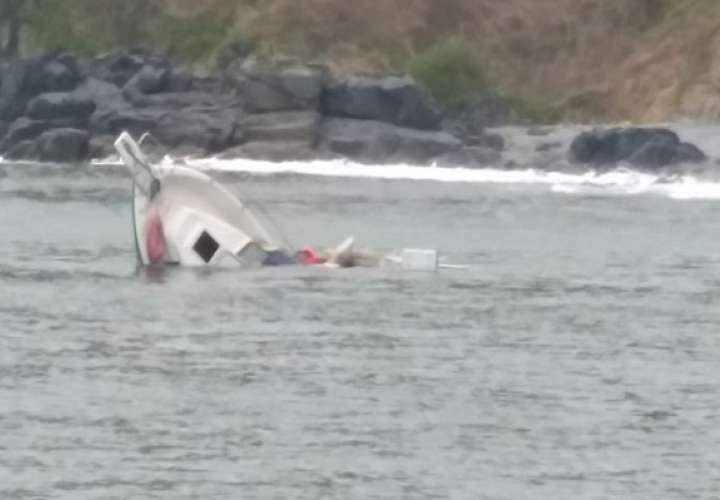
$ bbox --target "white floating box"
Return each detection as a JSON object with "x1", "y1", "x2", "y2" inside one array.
[{"x1": 401, "y1": 248, "x2": 439, "y2": 272}]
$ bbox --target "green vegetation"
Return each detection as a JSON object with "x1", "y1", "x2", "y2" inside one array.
[
  {"x1": 407, "y1": 38, "x2": 485, "y2": 108},
  {"x1": 3, "y1": 0, "x2": 720, "y2": 121},
  {"x1": 148, "y1": 12, "x2": 234, "y2": 64}
]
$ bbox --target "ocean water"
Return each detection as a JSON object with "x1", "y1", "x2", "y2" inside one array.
[{"x1": 2, "y1": 126, "x2": 720, "y2": 499}]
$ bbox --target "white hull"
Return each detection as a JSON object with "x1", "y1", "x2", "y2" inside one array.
[{"x1": 116, "y1": 133, "x2": 291, "y2": 267}]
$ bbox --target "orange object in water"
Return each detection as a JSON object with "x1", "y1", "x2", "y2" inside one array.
[{"x1": 144, "y1": 211, "x2": 166, "y2": 264}]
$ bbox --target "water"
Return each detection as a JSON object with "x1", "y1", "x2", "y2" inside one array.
[{"x1": 2, "y1": 126, "x2": 720, "y2": 499}]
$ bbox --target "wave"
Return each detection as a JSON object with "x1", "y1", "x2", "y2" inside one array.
[
  {"x1": 182, "y1": 157, "x2": 720, "y2": 201},
  {"x1": 4, "y1": 155, "x2": 718, "y2": 201}
]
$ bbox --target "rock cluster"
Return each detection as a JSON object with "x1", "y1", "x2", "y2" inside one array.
[{"x1": 0, "y1": 50, "x2": 503, "y2": 166}]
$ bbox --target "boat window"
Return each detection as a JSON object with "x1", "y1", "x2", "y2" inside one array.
[{"x1": 193, "y1": 231, "x2": 219, "y2": 263}]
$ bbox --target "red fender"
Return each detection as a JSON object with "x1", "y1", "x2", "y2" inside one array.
[{"x1": 144, "y1": 211, "x2": 166, "y2": 264}]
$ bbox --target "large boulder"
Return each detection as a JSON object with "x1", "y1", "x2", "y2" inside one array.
[
  {"x1": 152, "y1": 106, "x2": 243, "y2": 154},
  {"x1": 628, "y1": 140, "x2": 707, "y2": 168},
  {"x1": 89, "y1": 134, "x2": 117, "y2": 160},
  {"x1": 89, "y1": 102, "x2": 163, "y2": 138},
  {"x1": 5, "y1": 128, "x2": 90, "y2": 162},
  {"x1": 122, "y1": 64, "x2": 170, "y2": 105},
  {"x1": 319, "y1": 118, "x2": 461, "y2": 164},
  {"x1": 26, "y1": 92, "x2": 95, "y2": 120},
  {"x1": 224, "y1": 57, "x2": 326, "y2": 112},
  {"x1": 322, "y1": 75, "x2": 443, "y2": 131},
  {"x1": 569, "y1": 127, "x2": 707, "y2": 168},
  {"x1": 72, "y1": 77, "x2": 125, "y2": 106},
  {"x1": 34, "y1": 128, "x2": 90, "y2": 162},
  {"x1": 0, "y1": 52, "x2": 82, "y2": 121},
  {"x1": 4, "y1": 140, "x2": 35, "y2": 161},
  {"x1": 1, "y1": 116, "x2": 88, "y2": 152}
]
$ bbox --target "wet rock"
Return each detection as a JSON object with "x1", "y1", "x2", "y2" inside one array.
[
  {"x1": 122, "y1": 64, "x2": 174, "y2": 107},
  {"x1": 224, "y1": 57, "x2": 325, "y2": 112},
  {"x1": 152, "y1": 106, "x2": 242, "y2": 154},
  {"x1": 89, "y1": 103, "x2": 163, "y2": 138},
  {"x1": 4, "y1": 139, "x2": 35, "y2": 160},
  {"x1": 165, "y1": 67, "x2": 195, "y2": 93},
  {"x1": 433, "y1": 146, "x2": 502, "y2": 168},
  {"x1": 26, "y1": 92, "x2": 95, "y2": 120},
  {"x1": 72, "y1": 78, "x2": 125, "y2": 106},
  {"x1": 243, "y1": 111, "x2": 320, "y2": 144},
  {"x1": 91, "y1": 104, "x2": 242, "y2": 154},
  {"x1": 5, "y1": 128, "x2": 90, "y2": 162},
  {"x1": 320, "y1": 118, "x2": 461, "y2": 164},
  {"x1": 0, "y1": 52, "x2": 82, "y2": 121},
  {"x1": 1, "y1": 116, "x2": 88, "y2": 152},
  {"x1": 124, "y1": 64, "x2": 169, "y2": 96},
  {"x1": 34, "y1": 128, "x2": 90, "y2": 162},
  {"x1": 85, "y1": 49, "x2": 169, "y2": 87},
  {"x1": 629, "y1": 140, "x2": 707, "y2": 168},
  {"x1": 89, "y1": 134, "x2": 117, "y2": 159},
  {"x1": 569, "y1": 127, "x2": 706, "y2": 168},
  {"x1": 323, "y1": 75, "x2": 443, "y2": 131}
]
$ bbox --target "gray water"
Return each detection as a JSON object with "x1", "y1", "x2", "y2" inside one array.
[{"x1": 2, "y1": 144, "x2": 720, "y2": 499}]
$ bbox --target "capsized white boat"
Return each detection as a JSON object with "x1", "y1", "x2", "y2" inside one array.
[{"x1": 115, "y1": 131, "x2": 295, "y2": 267}]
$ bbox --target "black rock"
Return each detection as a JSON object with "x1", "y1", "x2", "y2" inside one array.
[
  {"x1": 153, "y1": 106, "x2": 242, "y2": 153},
  {"x1": 166, "y1": 67, "x2": 195, "y2": 92},
  {"x1": 224, "y1": 57, "x2": 326, "y2": 112},
  {"x1": 320, "y1": 118, "x2": 461, "y2": 164},
  {"x1": 72, "y1": 78, "x2": 125, "y2": 106},
  {"x1": 89, "y1": 103, "x2": 164, "y2": 138},
  {"x1": 89, "y1": 134, "x2": 117, "y2": 159},
  {"x1": 629, "y1": 139, "x2": 708, "y2": 168},
  {"x1": 123, "y1": 64, "x2": 170, "y2": 101},
  {"x1": 568, "y1": 127, "x2": 705, "y2": 168},
  {"x1": 322, "y1": 75, "x2": 443, "y2": 131},
  {"x1": 5, "y1": 128, "x2": 90, "y2": 162},
  {"x1": 0, "y1": 52, "x2": 82, "y2": 121},
  {"x1": 85, "y1": 49, "x2": 170, "y2": 87},
  {"x1": 34, "y1": 128, "x2": 90, "y2": 162},
  {"x1": 26, "y1": 92, "x2": 95, "y2": 120},
  {"x1": 1, "y1": 116, "x2": 88, "y2": 152},
  {"x1": 4, "y1": 139, "x2": 35, "y2": 160}
]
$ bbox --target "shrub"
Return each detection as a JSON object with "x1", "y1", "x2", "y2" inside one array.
[{"x1": 407, "y1": 37, "x2": 485, "y2": 108}]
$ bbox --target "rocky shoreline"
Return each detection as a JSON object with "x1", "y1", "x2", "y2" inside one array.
[{"x1": 0, "y1": 49, "x2": 711, "y2": 171}]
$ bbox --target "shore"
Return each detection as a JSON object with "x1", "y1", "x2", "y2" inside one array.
[{"x1": 0, "y1": 49, "x2": 711, "y2": 173}]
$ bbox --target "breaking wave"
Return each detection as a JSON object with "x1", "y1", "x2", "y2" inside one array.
[{"x1": 182, "y1": 157, "x2": 720, "y2": 201}]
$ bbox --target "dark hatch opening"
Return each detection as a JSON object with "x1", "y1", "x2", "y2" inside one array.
[{"x1": 193, "y1": 231, "x2": 219, "y2": 263}]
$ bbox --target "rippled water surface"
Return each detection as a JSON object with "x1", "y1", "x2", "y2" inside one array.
[{"x1": 2, "y1": 151, "x2": 720, "y2": 499}]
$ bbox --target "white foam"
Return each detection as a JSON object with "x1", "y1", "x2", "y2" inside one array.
[{"x1": 180, "y1": 157, "x2": 720, "y2": 201}]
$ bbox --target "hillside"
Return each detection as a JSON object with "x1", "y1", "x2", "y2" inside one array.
[{"x1": 3, "y1": 0, "x2": 719, "y2": 123}]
